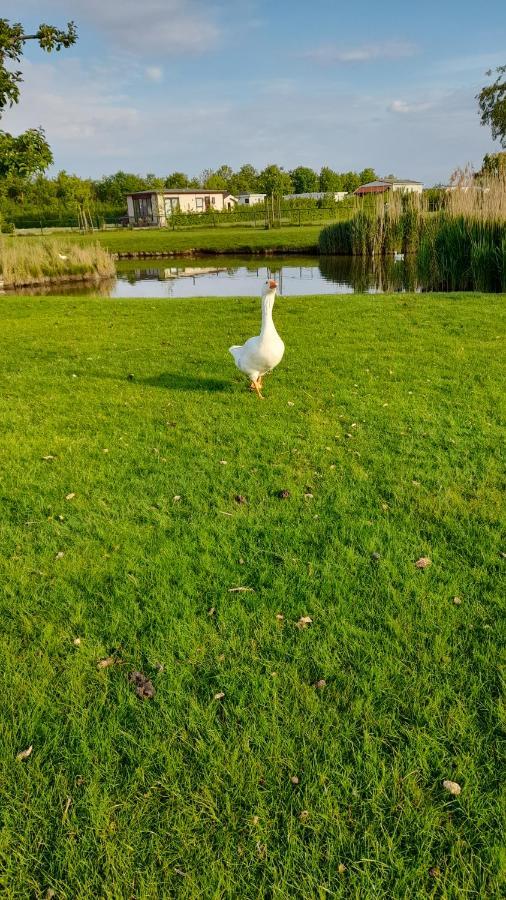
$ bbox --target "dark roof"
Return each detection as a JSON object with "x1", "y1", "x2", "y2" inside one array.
[
  {"x1": 354, "y1": 184, "x2": 391, "y2": 195},
  {"x1": 127, "y1": 189, "x2": 233, "y2": 196}
]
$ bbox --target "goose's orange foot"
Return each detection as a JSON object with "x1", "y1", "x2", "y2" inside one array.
[{"x1": 253, "y1": 380, "x2": 264, "y2": 399}]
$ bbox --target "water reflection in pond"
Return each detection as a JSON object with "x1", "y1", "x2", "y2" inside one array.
[
  {"x1": 114, "y1": 255, "x2": 421, "y2": 297},
  {"x1": 5, "y1": 254, "x2": 426, "y2": 298}
]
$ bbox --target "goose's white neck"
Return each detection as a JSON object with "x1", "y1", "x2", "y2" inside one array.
[{"x1": 260, "y1": 290, "x2": 276, "y2": 335}]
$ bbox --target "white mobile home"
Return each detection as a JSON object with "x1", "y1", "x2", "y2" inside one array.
[
  {"x1": 237, "y1": 193, "x2": 267, "y2": 206},
  {"x1": 126, "y1": 189, "x2": 237, "y2": 226}
]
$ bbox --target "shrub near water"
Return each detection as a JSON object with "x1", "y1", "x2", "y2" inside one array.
[
  {"x1": 319, "y1": 182, "x2": 506, "y2": 291},
  {"x1": 0, "y1": 238, "x2": 115, "y2": 287}
]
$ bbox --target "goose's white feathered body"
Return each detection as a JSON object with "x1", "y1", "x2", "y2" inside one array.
[{"x1": 229, "y1": 281, "x2": 284, "y2": 395}]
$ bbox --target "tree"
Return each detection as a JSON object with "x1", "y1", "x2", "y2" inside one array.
[
  {"x1": 290, "y1": 166, "x2": 319, "y2": 194},
  {"x1": 145, "y1": 172, "x2": 165, "y2": 189},
  {"x1": 359, "y1": 167, "x2": 377, "y2": 184},
  {"x1": 478, "y1": 151, "x2": 506, "y2": 177},
  {"x1": 228, "y1": 164, "x2": 259, "y2": 195},
  {"x1": 54, "y1": 169, "x2": 93, "y2": 207},
  {"x1": 0, "y1": 18, "x2": 77, "y2": 113},
  {"x1": 0, "y1": 19, "x2": 77, "y2": 181},
  {"x1": 95, "y1": 172, "x2": 148, "y2": 205},
  {"x1": 341, "y1": 171, "x2": 361, "y2": 192},
  {"x1": 258, "y1": 165, "x2": 293, "y2": 196},
  {"x1": 319, "y1": 167, "x2": 344, "y2": 192},
  {"x1": 165, "y1": 172, "x2": 190, "y2": 188},
  {"x1": 477, "y1": 65, "x2": 506, "y2": 147},
  {"x1": 0, "y1": 127, "x2": 52, "y2": 178}
]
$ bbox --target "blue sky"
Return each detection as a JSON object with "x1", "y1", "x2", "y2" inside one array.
[{"x1": 2, "y1": 0, "x2": 505, "y2": 184}]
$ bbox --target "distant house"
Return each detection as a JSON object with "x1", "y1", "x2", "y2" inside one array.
[
  {"x1": 283, "y1": 192, "x2": 348, "y2": 202},
  {"x1": 354, "y1": 179, "x2": 423, "y2": 196},
  {"x1": 126, "y1": 189, "x2": 237, "y2": 226},
  {"x1": 237, "y1": 193, "x2": 266, "y2": 206}
]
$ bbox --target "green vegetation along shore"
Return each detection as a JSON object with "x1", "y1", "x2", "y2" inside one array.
[
  {"x1": 69, "y1": 223, "x2": 323, "y2": 256},
  {"x1": 0, "y1": 292, "x2": 504, "y2": 898}
]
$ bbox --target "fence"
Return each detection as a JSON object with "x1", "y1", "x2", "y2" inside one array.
[{"x1": 3, "y1": 199, "x2": 360, "y2": 234}]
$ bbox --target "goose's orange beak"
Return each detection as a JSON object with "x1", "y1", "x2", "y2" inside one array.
[{"x1": 268, "y1": 279, "x2": 278, "y2": 289}]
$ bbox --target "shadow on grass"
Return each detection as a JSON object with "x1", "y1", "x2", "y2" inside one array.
[{"x1": 140, "y1": 372, "x2": 233, "y2": 392}]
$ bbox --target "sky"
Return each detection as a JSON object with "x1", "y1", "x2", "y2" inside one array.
[{"x1": 2, "y1": 0, "x2": 505, "y2": 185}]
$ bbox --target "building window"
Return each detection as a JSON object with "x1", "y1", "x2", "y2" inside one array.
[
  {"x1": 164, "y1": 197, "x2": 179, "y2": 217},
  {"x1": 196, "y1": 197, "x2": 204, "y2": 211},
  {"x1": 211, "y1": 197, "x2": 216, "y2": 205},
  {"x1": 133, "y1": 195, "x2": 153, "y2": 222}
]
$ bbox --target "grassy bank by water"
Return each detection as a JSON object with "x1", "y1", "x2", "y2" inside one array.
[
  {"x1": 65, "y1": 223, "x2": 323, "y2": 256},
  {"x1": 0, "y1": 237, "x2": 115, "y2": 288},
  {"x1": 0, "y1": 292, "x2": 504, "y2": 898}
]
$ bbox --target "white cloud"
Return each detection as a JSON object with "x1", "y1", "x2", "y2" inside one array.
[
  {"x1": 303, "y1": 41, "x2": 418, "y2": 65},
  {"x1": 2, "y1": 59, "x2": 140, "y2": 159},
  {"x1": 146, "y1": 66, "x2": 163, "y2": 82},
  {"x1": 389, "y1": 99, "x2": 432, "y2": 114}
]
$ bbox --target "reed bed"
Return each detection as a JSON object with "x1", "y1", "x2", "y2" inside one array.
[
  {"x1": 0, "y1": 237, "x2": 115, "y2": 287},
  {"x1": 319, "y1": 175, "x2": 506, "y2": 291}
]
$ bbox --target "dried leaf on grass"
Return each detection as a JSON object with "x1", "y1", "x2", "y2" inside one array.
[
  {"x1": 442, "y1": 779, "x2": 461, "y2": 795},
  {"x1": 296, "y1": 616, "x2": 312, "y2": 629},
  {"x1": 97, "y1": 656, "x2": 116, "y2": 669},
  {"x1": 229, "y1": 586, "x2": 254, "y2": 593},
  {"x1": 299, "y1": 810, "x2": 309, "y2": 822},
  {"x1": 214, "y1": 691, "x2": 225, "y2": 700},
  {"x1": 129, "y1": 671, "x2": 155, "y2": 700},
  {"x1": 277, "y1": 489, "x2": 291, "y2": 499},
  {"x1": 452, "y1": 596, "x2": 462, "y2": 605},
  {"x1": 16, "y1": 745, "x2": 33, "y2": 761},
  {"x1": 42, "y1": 455, "x2": 56, "y2": 461},
  {"x1": 314, "y1": 679, "x2": 327, "y2": 690},
  {"x1": 275, "y1": 613, "x2": 284, "y2": 621},
  {"x1": 65, "y1": 492, "x2": 76, "y2": 501},
  {"x1": 234, "y1": 494, "x2": 247, "y2": 504},
  {"x1": 415, "y1": 557, "x2": 432, "y2": 568}
]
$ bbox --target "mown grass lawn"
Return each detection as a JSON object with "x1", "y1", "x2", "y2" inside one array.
[
  {"x1": 67, "y1": 223, "x2": 322, "y2": 255},
  {"x1": 0, "y1": 291, "x2": 504, "y2": 899}
]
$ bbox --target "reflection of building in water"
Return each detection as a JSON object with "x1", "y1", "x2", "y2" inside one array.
[{"x1": 162, "y1": 266, "x2": 227, "y2": 280}]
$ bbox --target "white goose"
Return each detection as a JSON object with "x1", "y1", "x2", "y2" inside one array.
[{"x1": 229, "y1": 278, "x2": 284, "y2": 398}]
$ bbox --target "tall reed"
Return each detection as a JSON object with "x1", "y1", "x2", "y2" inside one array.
[
  {"x1": 0, "y1": 237, "x2": 115, "y2": 287},
  {"x1": 319, "y1": 173, "x2": 506, "y2": 290}
]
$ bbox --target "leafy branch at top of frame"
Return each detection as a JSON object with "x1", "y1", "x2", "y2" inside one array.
[{"x1": 0, "y1": 19, "x2": 77, "y2": 112}]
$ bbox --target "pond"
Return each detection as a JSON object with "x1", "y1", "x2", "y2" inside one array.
[{"x1": 5, "y1": 255, "x2": 431, "y2": 297}]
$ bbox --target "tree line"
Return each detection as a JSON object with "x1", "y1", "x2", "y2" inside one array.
[{"x1": 0, "y1": 164, "x2": 379, "y2": 219}]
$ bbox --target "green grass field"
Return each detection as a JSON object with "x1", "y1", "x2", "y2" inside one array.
[
  {"x1": 66, "y1": 224, "x2": 322, "y2": 256},
  {"x1": 0, "y1": 291, "x2": 504, "y2": 898}
]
